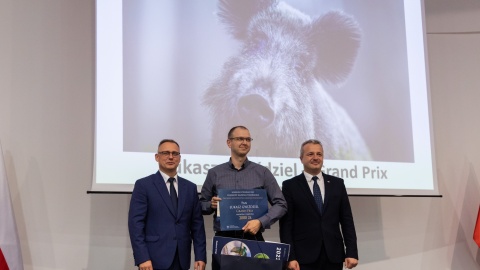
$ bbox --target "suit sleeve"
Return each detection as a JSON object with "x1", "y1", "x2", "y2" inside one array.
[
  {"x1": 128, "y1": 180, "x2": 150, "y2": 265},
  {"x1": 339, "y1": 181, "x2": 358, "y2": 259},
  {"x1": 279, "y1": 181, "x2": 297, "y2": 261},
  {"x1": 190, "y1": 185, "x2": 207, "y2": 262}
]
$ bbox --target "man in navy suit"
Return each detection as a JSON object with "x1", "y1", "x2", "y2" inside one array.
[
  {"x1": 128, "y1": 139, "x2": 206, "y2": 270},
  {"x1": 280, "y1": 139, "x2": 358, "y2": 270}
]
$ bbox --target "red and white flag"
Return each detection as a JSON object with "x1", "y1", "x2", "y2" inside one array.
[
  {"x1": 474, "y1": 205, "x2": 480, "y2": 248},
  {"x1": 0, "y1": 142, "x2": 23, "y2": 270}
]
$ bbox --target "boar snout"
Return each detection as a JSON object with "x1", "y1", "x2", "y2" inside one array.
[{"x1": 238, "y1": 94, "x2": 274, "y2": 127}]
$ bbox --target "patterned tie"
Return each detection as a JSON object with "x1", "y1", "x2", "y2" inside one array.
[
  {"x1": 312, "y1": 176, "x2": 323, "y2": 215},
  {"x1": 168, "y1": 178, "x2": 178, "y2": 213}
]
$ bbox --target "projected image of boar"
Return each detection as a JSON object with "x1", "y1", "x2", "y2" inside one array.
[{"x1": 204, "y1": 0, "x2": 371, "y2": 160}]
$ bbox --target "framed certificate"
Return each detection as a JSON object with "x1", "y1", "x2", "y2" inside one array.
[{"x1": 217, "y1": 189, "x2": 268, "y2": 231}]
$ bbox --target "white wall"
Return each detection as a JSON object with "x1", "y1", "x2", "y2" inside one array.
[{"x1": 0, "y1": 0, "x2": 480, "y2": 269}]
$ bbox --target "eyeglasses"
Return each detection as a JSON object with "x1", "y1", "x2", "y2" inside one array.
[
  {"x1": 229, "y1": 137, "x2": 253, "y2": 142},
  {"x1": 158, "y1": 151, "x2": 181, "y2": 157}
]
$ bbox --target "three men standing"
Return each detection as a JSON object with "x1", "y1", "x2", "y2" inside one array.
[{"x1": 128, "y1": 135, "x2": 358, "y2": 270}]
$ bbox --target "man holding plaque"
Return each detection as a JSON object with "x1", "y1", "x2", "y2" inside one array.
[
  {"x1": 280, "y1": 139, "x2": 358, "y2": 270},
  {"x1": 200, "y1": 126, "x2": 287, "y2": 269}
]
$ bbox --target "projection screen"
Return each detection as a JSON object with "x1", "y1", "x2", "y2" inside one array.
[{"x1": 93, "y1": 0, "x2": 438, "y2": 195}]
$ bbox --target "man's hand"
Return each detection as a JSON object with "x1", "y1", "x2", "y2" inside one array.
[
  {"x1": 242, "y1": 219, "x2": 262, "y2": 235},
  {"x1": 194, "y1": 260, "x2": 206, "y2": 270},
  {"x1": 211, "y1": 196, "x2": 221, "y2": 209},
  {"x1": 139, "y1": 260, "x2": 153, "y2": 270},
  {"x1": 345, "y1": 257, "x2": 358, "y2": 269},
  {"x1": 286, "y1": 260, "x2": 300, "y2": 270}
]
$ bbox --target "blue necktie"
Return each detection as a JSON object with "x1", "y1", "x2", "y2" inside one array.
[
  {"x1": 312, "y1": 176, "x2": 323, "y2": 214},
  {"x1": 168, "y1": 178, "x2": 178, "y2": 213}
]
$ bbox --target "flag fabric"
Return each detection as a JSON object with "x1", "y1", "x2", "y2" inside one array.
[
  {"x1": 0, "y1": 248, "x2": 10, "y2": 270},
  {"x1": 474, "y1": 205, "x2": 480, "y2": 248},
  {"x1": 0, "y1": 142, "x2": 23, "y2": 270}
]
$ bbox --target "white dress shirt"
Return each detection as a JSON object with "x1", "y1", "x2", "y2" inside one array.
[
  {"x1": 160, "y1": 170, "x2": 178, "y2": 196},
  {"x1": 303, "y1": 171, "x2": 325, "y2": 201}
]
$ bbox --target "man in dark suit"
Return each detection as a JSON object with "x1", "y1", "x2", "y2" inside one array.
[
  {"x1": 280, "y1": 139, "x2": 358, "y2": 270},
  {"x1": 128, "y1": 139, "x2": 206, "y2": 270}
]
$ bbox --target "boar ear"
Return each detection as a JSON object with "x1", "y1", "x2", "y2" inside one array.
[
  {"x1": 310, "y1": 11, "x2": 361, "y2": 85},
  {"x1": 217, "y1": 0, "x2": 277, "y2": 40}
]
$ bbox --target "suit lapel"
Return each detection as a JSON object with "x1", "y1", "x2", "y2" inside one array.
[
  {"x1": 296, "y1": 174, "x2": 322, "y2": 217},
  {"x1": 176, "y1": 177, "x2": 187, "y2": 219},
  {"x1": 322, "y1": 173, "x2": 331, "y2": 211},
  {"x1": 152, "y1": 171, "x2": 177, "y2": 217}
]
